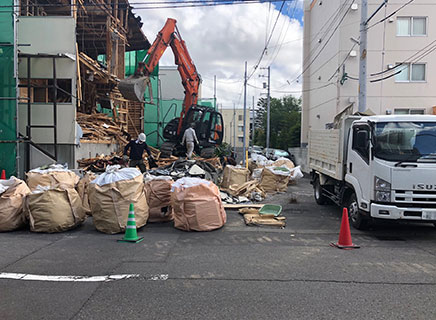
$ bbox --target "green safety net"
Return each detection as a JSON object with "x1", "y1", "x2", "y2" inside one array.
[
  {"x1": 0, "y1": 1, "x2": 17, "y2": 176},
  {"x1": 0, "y1": 2, "x2": 13, "y2": 43},
  {"x1": 97, "y1": 50, "x2": 159, "y2": 77},
  {"x1": 125, "y1": 50, "x2": 159, "y2": 77}
]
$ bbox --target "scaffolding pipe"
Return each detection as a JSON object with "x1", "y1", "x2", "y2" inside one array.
[{"x1": 14, "y1": 0, "x2": 20, "y2": 178}]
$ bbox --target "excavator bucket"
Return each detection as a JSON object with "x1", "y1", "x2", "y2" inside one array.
[{"x1": 118, "y1": 76, "x2": 154, "y2": 104}]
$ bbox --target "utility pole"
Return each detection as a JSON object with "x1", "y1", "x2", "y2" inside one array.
[
  {"x1": 266, "y1": 66, "x2": 271, "y2": 149},
  {"x1": 358, "y1": 0, "x2": 387, "y2": 113},
  {"x1": 358, "y1": 0, "x2": 368, "y2": 113},
  {"x1": 214, "y1": 75, "x2": 216, "y2": 110},
  {"x1": 233, "y1": 103, "x2": 236, "y2": 150},
  {"x1": 252, "y1": 96, "x2": 255, "y2": 147},
  {"x1": 242, "y1": 61, "x2": 247, "y2": 166}
]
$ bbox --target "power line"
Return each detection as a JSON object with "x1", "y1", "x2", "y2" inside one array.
[
  {"x1": 370, "y1": 43, "x2": 436, "y2": 83},
  {"x1": 264, "y1": 1, "x2": 292, "y2": 66},
  {"x1": 247, "y1": 82, "x2": 334, "y2": 94},
  {"x1": 367, "y1": 0, "x2": 416, "y2": 30},
  {"x1": 369, "y1": 39, "x2": 436, "y2": 77},
  {"x1": 246, "y1": 0, "x2": 287, "y2": 81},
  {"x1": 2, "y1": 0, "x2": 288, "y2": 7},
  {"x1": 202, "y1": 76, "x2": 243, "y2": 84},
  {"x1": 302, "y1": 0, "x2": 352, "y2": 67},
  {"x1": 288, "y1": 0, "x2": 356, "y2": 86},
  {"x1": 266, "y1": 0, "x2": 299, "y2": 66},
  {"x1": 327, "y1": 41, "x2": 358, "y2": 82},
  {"x1": 1, "y1": 0, "x2": 293, "y2": 11}
]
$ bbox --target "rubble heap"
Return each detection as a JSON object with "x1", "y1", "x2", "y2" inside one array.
[{"x1": 77, "y1": 113, "x2": 129, "y2": 145}]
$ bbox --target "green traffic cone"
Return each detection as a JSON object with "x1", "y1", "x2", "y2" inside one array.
[{"x1": 118, "y1": 203, "x2": 144, "y2": 243}]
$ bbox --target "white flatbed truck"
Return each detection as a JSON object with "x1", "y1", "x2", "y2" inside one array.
[{"x1": 309, "y1": 115, "x2": 436, "y2": 229}]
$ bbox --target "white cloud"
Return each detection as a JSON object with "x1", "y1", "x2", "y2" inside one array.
[{"x1": 133, "y1": 1, "x2": 303, "y2": 108}]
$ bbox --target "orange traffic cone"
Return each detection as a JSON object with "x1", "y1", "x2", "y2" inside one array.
[
  {"x1": 0, "y1": 170, "x2": 6, "y2": 180},
  {"x1": 330, "y1": 207, "x2": 360, "y2": 249}
]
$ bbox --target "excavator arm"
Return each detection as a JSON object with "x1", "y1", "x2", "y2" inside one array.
[
  {"x1": 134, "y1": 18, "x2": 200, "y2": 134},
  {"x1": 169, "y1": 26, "x2": 200, "y2": 133}
]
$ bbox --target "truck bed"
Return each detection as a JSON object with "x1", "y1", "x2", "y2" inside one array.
[{"x1": 308, "y1": 129, "x2": 343, "y2": 180}]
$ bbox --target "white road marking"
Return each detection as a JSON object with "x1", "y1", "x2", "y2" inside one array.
[
  {"x1": 0, "y1": 273, "x2": 168, "y2": 282},
  {"x1": 148, "y1": 274, "x2": 169, "y2": 281}
]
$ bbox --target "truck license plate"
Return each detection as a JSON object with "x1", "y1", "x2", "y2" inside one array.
[{"x1": 422, "y1": 211, "x2": 436, "y2": 220}]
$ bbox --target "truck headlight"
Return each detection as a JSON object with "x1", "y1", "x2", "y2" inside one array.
[
  {"x1": 375, "y1": 191, "x2": 391, "y2": 202},
  {"x1": 375, "y1": 177, "x2": 391, "y2": 202},
  {"x1": 375, "y1": 177, "x2": 391, "y2": 191}
]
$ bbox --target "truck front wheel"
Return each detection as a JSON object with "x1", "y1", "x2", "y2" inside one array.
[
  {"x1": 347, "y1": 193, "x2": 369, "y2": 230},
  {"x1": 314, "y1": 178, "x2": 328, "y2": 205}
]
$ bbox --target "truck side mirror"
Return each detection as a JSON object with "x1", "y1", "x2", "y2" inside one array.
[{"x1": 356, "y1": 130, "x2": 369, "y2": 149}]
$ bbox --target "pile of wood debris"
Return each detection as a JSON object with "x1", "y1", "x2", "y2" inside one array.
[
  {"x1": 77, "y1": 112, "x2": 129, "y2": 145},
  {"x1": 77, "y1": 144, "x2": 223, "y2": 172},
  {"x1": 222, "y1": 180, "x2": 266, "y2": 199},
  {"x1": 239, "y1": 208, "x2": 286, "y2": 228},
  {"x1": 77, "y1": 153, "x2": 126, "y2": 172}
]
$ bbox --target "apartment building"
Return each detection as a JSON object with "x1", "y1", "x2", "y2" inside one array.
[
  {"x1": 220, "y1": 108, "x2": 250, "y2": 149},
  {"x1": 302, "y1": 0, "x2": 436, "y2": 146}
]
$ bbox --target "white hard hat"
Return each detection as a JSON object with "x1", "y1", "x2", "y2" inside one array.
[{"x1": 138, "y1": 133, "x2": 146, "y2": 142}]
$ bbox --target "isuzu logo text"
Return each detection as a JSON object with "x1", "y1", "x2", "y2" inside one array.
[{"x1": 413, "y1": 184, "x2": 436, "y2": 190}]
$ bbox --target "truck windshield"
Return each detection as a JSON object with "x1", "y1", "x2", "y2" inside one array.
[{"x1": 374, "y1": 122, "x2": 436, "y2": 162}]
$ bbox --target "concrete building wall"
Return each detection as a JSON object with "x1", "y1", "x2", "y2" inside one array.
[
  {"x1": 17, "y1": 17, "x2": 76, "y2": 55},
  {"x1": 302, "y1": 0, "x2": 436, "y2": 145},
  {"x1": 159, "y1": 66, "x2": 202, "y2": 100},
  {"x1": 221, "y1": 108, "x2": 250, "y2": 148},
  {"x1": 75, "y1": 143, "x2": 120, "y2": 163},
  {"x1": 159, "y1": 67, "x2": 184, "y2": 100},
  {"x1": 17, "y1": 17, "x2": 77, "y2": 145}
]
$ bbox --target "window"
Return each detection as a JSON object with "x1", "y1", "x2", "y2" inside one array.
[
  {"x1": 238, "y1": 126, "x2": 243, "y2": 132},
  {"x1": 395, "y1": 63, "x2": 426, "y2": 82},
  {"x1": 397, "y1": 17, "x2": 427, "y2": 36},
  {"x1": 238, "y1": 137, "x2": 244, "y2": 143},
  {"x1": 394, "y1": 109, "x2": 425, "y2": 115},
  {"x1": 20, "y1": 0, "x2": 72, "y2": 16},
  {"x1": 352, "y1": 126, "x2": 370, "y2": 163},
  {"x1": 238, "y1": 115, "x2": 243, "y2": 121},
  {"x1": 19, "y1": 79, "x2": 72, "y2": 103}
]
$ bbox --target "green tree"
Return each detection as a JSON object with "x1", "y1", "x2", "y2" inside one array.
[{"x1": 253, "y1": 95, "x2": 301, "y2": 149}]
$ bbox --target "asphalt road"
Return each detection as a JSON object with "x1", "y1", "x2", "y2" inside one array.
[{"x1": 2, "y1": 178, "x2": 436, "y2": 319}]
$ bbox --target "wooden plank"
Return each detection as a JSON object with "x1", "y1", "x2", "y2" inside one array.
[
  {"x1": 243, "y1": 213, "x2": 286, "y2": 227},
  {"x1": 223, "y1": 204, "x2": 264, "y2": 209},
  {"x1": 128, "y1": 113, "x2": 139, "y2": 137},
  {"x1": 80, "y1": 140, "x2": 112, "y2": 144}
]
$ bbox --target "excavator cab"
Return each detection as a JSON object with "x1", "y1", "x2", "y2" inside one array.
[
  {"x1": 161, "y1": 105, "x2": 223, "y2": 158},
  {"x1": 190, "y1": 107, "x2": 223, "y2": 145}
]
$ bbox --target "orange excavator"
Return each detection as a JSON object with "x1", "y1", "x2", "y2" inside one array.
[{"x1": 118, "y1": 18, "x2": 223, "y2": 158}]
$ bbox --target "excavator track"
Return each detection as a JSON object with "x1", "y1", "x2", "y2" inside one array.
[{"x1": 160, "y1": 142, "x2": 176, "y2": 158}]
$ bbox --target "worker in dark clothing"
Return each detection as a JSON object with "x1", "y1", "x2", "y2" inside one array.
[{"x1": 123, "y1": 133, "x2": 155, "y2": 173}]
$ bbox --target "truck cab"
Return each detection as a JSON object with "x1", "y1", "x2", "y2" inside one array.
[{"x1": 310, "y1": 115, "x2": 436, "y2": 229}]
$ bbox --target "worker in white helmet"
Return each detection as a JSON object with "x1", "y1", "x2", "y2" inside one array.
[{"x1": 123, "y1": 133, "x2": 155, "y2": 173}]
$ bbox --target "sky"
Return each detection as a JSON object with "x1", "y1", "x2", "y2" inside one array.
[{"x1": 132, "y1": 0, "x2": 304, "y2": 109}]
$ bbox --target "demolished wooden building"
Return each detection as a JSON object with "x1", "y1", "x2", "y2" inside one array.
[{"x1": 16, "y1": 0, "x2": 150, "y2": 171}]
